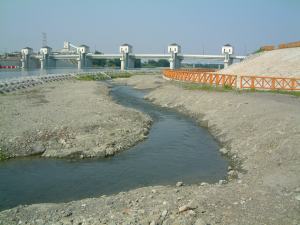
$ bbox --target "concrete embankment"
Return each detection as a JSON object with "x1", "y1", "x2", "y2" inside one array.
[
  {"x1": 0, "y1": 79, "x2": 152, "y2": 159},
  {"x1": 0, "y1": 75, "x2": 299, "y2": 225}
]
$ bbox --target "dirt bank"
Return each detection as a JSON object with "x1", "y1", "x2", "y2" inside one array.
[
  {"x1": 0, "y1": 80, "x2": 152, "y2": 159},
  {"x1": 0, "y1": 75, "x2": 299, "y2": 225},
  {"x1": 219, "y1": 47, "x2": 300, "y2": 78}
]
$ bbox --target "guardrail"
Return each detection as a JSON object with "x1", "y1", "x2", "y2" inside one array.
[
  {"x1": 163, "y1": 69, "x2": 237, "y2": 87},
  {"x1": 240, "y1": 76, "x2": 300, "y2": 91}
]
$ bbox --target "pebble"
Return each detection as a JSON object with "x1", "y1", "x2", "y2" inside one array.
[
  {"x1": 176, "y1": 181, "x2": 184, "y2": 187},
  {"x1": 161, "y1": 209, "x2": 168, "y2": 217},
  {"x1": 219, "y1": 147, "x2": 228, "y2": 155},
  {"x1": 218, "y1": 180, "x2": 227, "y2": 185},
  {"x1": 150, "y1": 221, "x2": 156, "y2": 225},
  {"x1": 178, "y1": 200, "x2": 198, "y2": 213}
]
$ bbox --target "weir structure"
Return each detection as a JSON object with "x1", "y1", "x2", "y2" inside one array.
[{"x1": 20, "y1": 42, "x2": 246, "y2": 70}]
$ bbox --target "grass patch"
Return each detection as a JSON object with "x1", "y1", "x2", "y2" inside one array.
[
  {"x1": 174, "y1": 81, "x2": 234, "y2": 92},
  {"x1": 108, "y1": 72, "x2": 132, "y2": 79},
  {"x1": 171, "y1": 80, "x2": 300, "y2": 97},
  {"x1": 76, "y1": 72, "x2": 133, "y2": 81},
  {"x1": 239, "y1": 88, "x2": 300, "y2": 97},
  {"x1": 76, "y1": 73, "x2": 108, "y2": 81},
  {"x1": 0, "y1": 147, "x2": 7, "y2": 161}
]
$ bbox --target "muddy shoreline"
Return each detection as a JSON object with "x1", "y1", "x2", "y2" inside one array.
[{"x1": 0, "y1": 75, "x2": 299, "y2": 225}]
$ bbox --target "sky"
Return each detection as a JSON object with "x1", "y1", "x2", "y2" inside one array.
[{"x1": 0, "y1": 0, "x2": 299, "y2": 55}]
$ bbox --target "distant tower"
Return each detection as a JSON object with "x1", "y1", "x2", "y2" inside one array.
[
  {"x1": 168, "y1": 43, "x2": 182, "y2": 69},
  {"x1": 42, "y1": 32, "x2": 47, "y2": 47},
  {"x1": 222, "y1": 44, "x2": 234, "y2": 68}
]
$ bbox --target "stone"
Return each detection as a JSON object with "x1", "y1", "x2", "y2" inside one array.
[
  {"x1": 161, "y1": 210, "x2": 168, "y2": 217},
  {"x1": 227, "y1": 170, "x2": 238, "y2": 179},
  {"x1": 178, "y1": 201, "x2": 198, "y2": 213},
  {"x1": 218, "y1": 180, "x2": 227, "y2": 185},
  {"x1": 176, "y1": 181, "x2": 184, "y2": 187},
  {"x1": 295, "y1": 195, "x2": 300, "y2": 201},
  {"x1": 219, "y1": 148, "x2": 228, "y2": 155},
  {"x1": 30, "y1": 144, "x2": 46, "y2": 155},
  {"x1": 149, "y1": 221, "x2": 156, "y2": 225}
]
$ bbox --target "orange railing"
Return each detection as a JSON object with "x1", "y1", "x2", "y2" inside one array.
[
  {"x1": 240, "y1": 76, "x2": 300, "y2": 91},
  {"x1": 163, "y1": 69, "x2": 237, "y2": 87}
]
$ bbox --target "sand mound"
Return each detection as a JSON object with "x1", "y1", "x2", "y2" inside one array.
[{"x1": 219, "y1": 47, "x2": 300, "y2": 78}]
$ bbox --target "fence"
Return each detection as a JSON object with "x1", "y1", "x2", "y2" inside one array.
[
  {"x1": 240, "y1": 76, "x2": 300, "y2": 91},
  {"x1": 163, "y1": 69, "x2": 237, "y2": 87},
  {"x1": 163, "y1": 69, "x2": 300, "y2": 91}
]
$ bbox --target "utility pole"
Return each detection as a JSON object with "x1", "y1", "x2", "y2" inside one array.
[{"x1": 42, "y1": 32, "x2": 47, "y2": 47}]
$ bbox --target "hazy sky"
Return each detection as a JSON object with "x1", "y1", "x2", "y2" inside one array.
[{"x1": 0, "y1": 0, "x2": 299, "y2": 55}]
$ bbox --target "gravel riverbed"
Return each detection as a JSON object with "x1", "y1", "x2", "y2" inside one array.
[
  {"x1": 0, "y1": 80, "x2": 152, "y2": 159},
  {"x1": 0, "y1": 75, "x2": 299, "y2": 225}
]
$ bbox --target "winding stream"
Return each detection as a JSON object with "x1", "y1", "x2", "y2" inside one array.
[{"x1": 0, "y1": 84, "x2": 228, "y2": 211}]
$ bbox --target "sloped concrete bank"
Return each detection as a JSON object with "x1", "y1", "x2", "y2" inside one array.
[{"x1": 0, "y1": 75, "x2": 299, "y2": 225}]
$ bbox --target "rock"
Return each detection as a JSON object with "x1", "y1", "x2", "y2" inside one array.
[
  {"x1": 178, "y1": 200, "x2": 198, "y2": 213},
  {"x1": 295, "y1": 195, "x2": 300, "y2": 201},
  {"x1": 227, "y1": 170, "x2": 238, "y2": 179},
  {"x1": 150, "y1": 221, "x2": 156, "y2": 225},
  {"x1": 30, "y1": 144, "x2": 46, "y2": 155},
  {"x1": 218, "y1": 180, "x2": 227, "y2": 185},
  {"x1": 294, "y1": 187, "x2": 300, "y2": 193},
  {"x1": 176, "y1": 181, "x2": 184, "y2": 187},
  {"x1": 161, "y1": 209, "x2": 168, "y2": 217},
  {"x1": 200, "y1": 182, "x2": 208, "y2": 186},
  {"x1": 219, "y1": 148, "x2": 228, "y2": 155}
]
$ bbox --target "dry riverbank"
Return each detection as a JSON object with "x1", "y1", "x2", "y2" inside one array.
[
  {"x1": 0, "y1": 75, "x2": 299, "y2": 225},
  {"x1": 0, "y1": 80, "x2": 152, "y2": 159}
]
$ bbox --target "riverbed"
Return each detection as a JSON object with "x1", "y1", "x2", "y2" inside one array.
[{"x1": 0, "y1": 82, "x2": 227, "y2": 211}]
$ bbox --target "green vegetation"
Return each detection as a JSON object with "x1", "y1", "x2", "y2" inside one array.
[
  {"x1": 142, "y1": 59, "x2": 170, "y2": 68},
  {"x1": 76, "y1": 74, "x2": 107, "y2": 81},
  {"x1": 239, "y1": 88, "x2": 300, "y2": 97},
  {"x1": 76, "y1": 72, "x2": 133, "y2": 81},
  {"x1": 0, "y1": 147, "x2": 7, "y2": 161},
  {"x1": 182, "y1": 63, "x2": 223, "y2": 69},
  {"x1": 253, "y1": 49, "x2": 264, "y2": 54},
  {"x1": 173, "y1": 80, "x2": 300, "y2": 97},
  {"x1": 174, "y1": 81, "x2": 234, "y2": 92}
]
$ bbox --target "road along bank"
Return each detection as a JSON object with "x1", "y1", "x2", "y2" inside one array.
[{"x1": 0, "y1": 75, "x2": 299, "y2": 225}]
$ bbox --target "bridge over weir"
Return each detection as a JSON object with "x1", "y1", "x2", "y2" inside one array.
[{"x1": 20, "y1": 42, "x2": 246, "y2": 70}]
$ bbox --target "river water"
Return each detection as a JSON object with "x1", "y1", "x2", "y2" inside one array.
[{"x1": 0, "y1": 82, "x2": 228, "y2": 211}]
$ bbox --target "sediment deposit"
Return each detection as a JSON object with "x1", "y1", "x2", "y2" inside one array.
[
  {"x1": 0, "y1": 80, "x2": 152, "y2": 159},
  {"x1": 0, "y1": 75, "x2": 299, "y2": 225}
]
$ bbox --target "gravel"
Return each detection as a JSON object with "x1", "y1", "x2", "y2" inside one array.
[
  {"x1": 0, "y1": 75, "x2": 299, "y2": 225},
  {"x1": 219, "y1": 47, "x2": 300, "y2": 78},
  {"x1": 0, "y1": 80, "x2": 152, "y2": 159}
]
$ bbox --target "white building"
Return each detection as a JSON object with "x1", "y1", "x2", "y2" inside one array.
[
  {"x1": 40, "y1": 46, "x2": 52, "y2": 55},
  {"x1": 120, "y1": 44, "x2": 133, "y2": 54},
  {"x1": 222, "y1": 44, "x2": 234, "y2": 55},
  {"x1": 21, "y1": 47, "x2": 33, "y2": 55},
  {"x1": 168, "y1": 43, "x2": 181, "y2": 54},
  {"x1": 78, "y1": 45, "x2": 90, "y2": 54}
]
